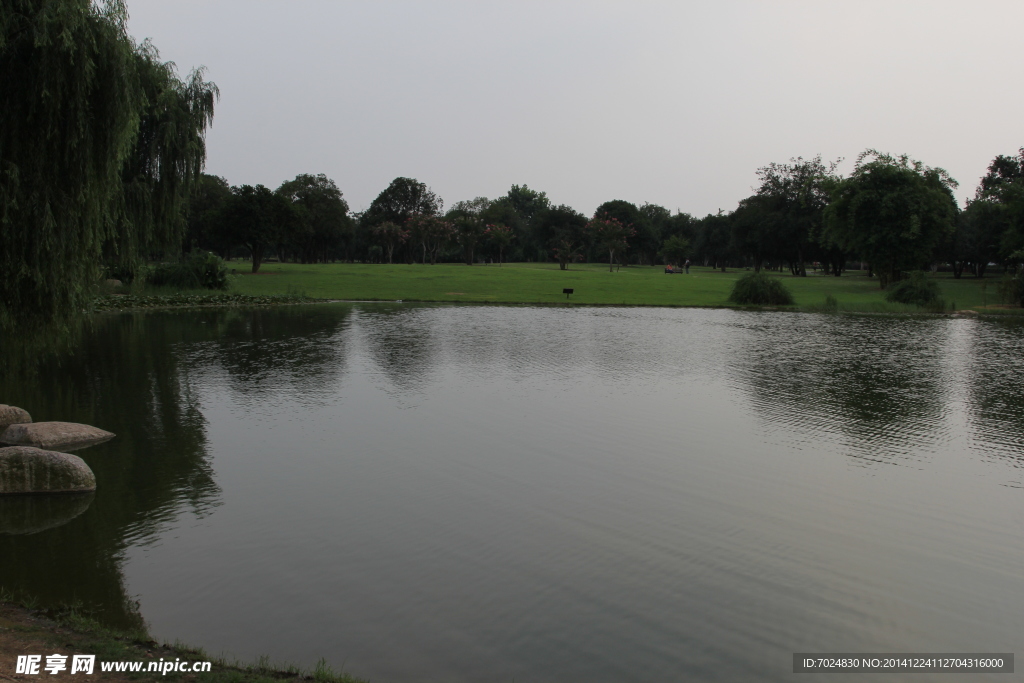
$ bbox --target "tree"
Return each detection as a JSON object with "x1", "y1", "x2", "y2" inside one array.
[
  {"x1": 1, "y1": 0, "x2": 138, "y2": 326},
  {"x1": 446, "y1": 197, "x2": 490, "y2": 265},
  {"x1": 587, "y1": 215, "x2": 635, "y2": 272},
  {"x1": 753, "y1": 155, "x2": 841, "y2": 276},
  {"x1": 949, "y1": 199, "x2": 1005, "y2": 278},
  {"x1": 1, "y1": 0, "x2": 218, "y2": 327},
  {"x1": 109, "y1": 41, "x2": 218, "y2": 280},
  {"x1": 222, "y1": 185, "x2": 296, "y2": 273},
  {"x1": 362, "y1": 177, "x2": 442, "y2": 228},
  {"x1": 372, "y1": 222, "x2": 408, "y2": 264},
  {"x1": 693, "y1": 212, "x2": 733, "y2": 271},
  {"x1": 407, "y1": 214, "x2": 454, "y2": 265},
  {"x1": 593, "y1": 200, "x2": 642, "y2": 265},
  {"x1": 506, "y1": 184, "x2": 550, "y2": 260},
  {"x1": 659, "y1": 235, "x2": 691, "y2": 267},
  {"x1": 484, "y1": 224, "x2": 514, "y2": 266},
  {"x1": 824, "y1": 150, "x2": 958, "y2": 288},
  {"x1": 276, "y1": 174, "x2": 351, "y2": 264},
  {"x1": 638, "y1": 203, "x2": 671, "y2": 266},
  {"x1": 534, "y1": 204, "x2": 588, "y2": 270},
  {"x1": 973, "y1": 149, "x2": 1024, "y2": 266},
  {"x1": 186, "y1": 174, "x2": 232, "y2": 256},
  {"x1": 729, "y1": 194, "x2": 780, "y2": 272}
]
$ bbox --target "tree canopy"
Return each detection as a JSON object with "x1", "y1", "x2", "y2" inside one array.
[
  {"x1": 824, "y1": 151, "x2": 958, "y2": 287},
  {"x1": 362, "y1": 177, "x2": 442, "y2": 228},
  {"x1": 0, "y1": 0, "x2": 216, "y2": 327}
]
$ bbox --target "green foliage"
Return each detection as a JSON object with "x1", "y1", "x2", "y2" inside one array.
[
  {"x1": 93, "y1": 292, "x2": 321, "y2": 311},
  {"x1": 728, "y1": 272, "x2": 795, "y2": 305},
  {"x1": 371, "y1": 221, "x2": 409, "y2": 264},
  {"x1": 0, "y1": 0, "x2": 216, "y2": 329},
  {"x1": 824, "y1": 150, "x2": 958, "y2": 288},
  {"x1": 998, "y1": 272, "x2": 1024, "y2": 307},
  {"x1": 276, "y1": 174, "x2": 352, "y2": 263},
  {"x1": 884, "y1": 271, "x2": 942, "y2": 307},
  {"x1": 659, "y1": 235, "x2": 691, "y2": 265},
  {"x1": 362, "y1": 177, "x2": 442, "y2": 228},
  {"x1": 149, "y1": 252, "x2": 229, "y2": 290},
  {"x1": 587, "y1": 214, "x2": 635, "y2": 271},
  {"x1": 187, "y1": 174, "x2": 232, "y2": 254},
  {"x1": 222, "y1": 185, "x2": 297, "y2": 272},
  {"x1": 823, "y1": 294, "x2": 839, "y2": 312},
  {"x1": 1, "y1": 0, "x2": 140, "y2": 328},
  {"x1": 484, "y1": 223, "x2": 514, "y2": 265},
  {"x1": 108, "y1": 41, "x2": 218, "y2": 281}
]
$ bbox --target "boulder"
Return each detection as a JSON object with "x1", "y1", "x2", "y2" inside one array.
[
  {"x1": 0, "y1": 446, "x2": 97, "y2": 494},
  {"x1": 0, "y1": 492, "x2": 94, "y2": 535},
  {"x1": 0, "y1": 421, "x2": 114, "y2": 451},
  {"x1": 0, "y1": 404, "x2": 31, "y2": 432}
]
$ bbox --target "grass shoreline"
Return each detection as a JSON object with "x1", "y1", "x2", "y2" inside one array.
[
  {"x1": 0, "y1": 596, "x2": 366, "y2": 682},
  {"x1": 95, "y1": 262, "x2": 1023, "y2": 318}
]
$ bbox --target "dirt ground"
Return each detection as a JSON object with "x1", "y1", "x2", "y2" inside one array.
[{"x1": 0, "y1": 603, "x2": 198, "y2": 682}]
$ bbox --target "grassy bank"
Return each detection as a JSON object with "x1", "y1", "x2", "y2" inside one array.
[
  {"x1": 0, "y1": 597, "x2": 365, "y2": 682},
  {"x1": 221, "y1": 261, "x2": 1019, "y2": 314}
]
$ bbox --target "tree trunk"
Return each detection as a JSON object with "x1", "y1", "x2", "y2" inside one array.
[{"x1": 249, "y1": 244, "x2": 264, "y2": 273}]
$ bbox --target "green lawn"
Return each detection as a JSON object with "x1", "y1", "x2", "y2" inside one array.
[{"x1": 222, "y1": 261, "x2": 1016, "y2": 313}]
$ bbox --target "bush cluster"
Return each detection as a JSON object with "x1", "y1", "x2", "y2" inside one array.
[
  {"x1": 884, "y1": 271, "x2": 942, "y2": 307},
  {"x1": 728, "y1": 272, "x2": 795, "y2": 305},
  {"x1": 148, "y1": 252, "x2": 229, "y2": 290},
  {"x1": 999, "y1": 273, "x2": 1024, "y2": 307}
]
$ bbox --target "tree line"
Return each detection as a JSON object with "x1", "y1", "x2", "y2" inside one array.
[
  {"x1": 4, "y1": 1, "x2": 1024, "y2": 329},
  {"x1": 190, "y1": 148, "x2": 1024, "y2": 289}
]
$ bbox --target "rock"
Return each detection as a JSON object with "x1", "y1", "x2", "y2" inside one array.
[
  {"x1": 0, "y1": 405, "x2": 32, "y2": 432},
  {"x1": 0, "y1": 491, "x2": 94, "y2": 535},
  {"x1": 0, "y1": 422, "x2": 114, "y2": 451},
  {"x1": 0, "y1": 446, "x2": 97, "y2": 495}
]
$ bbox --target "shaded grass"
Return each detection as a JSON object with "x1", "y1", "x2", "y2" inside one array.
[
  {"x1": 0, "y1": 588, "x2": 365, "y2": 682},
  {"x1": 223, "y1": 261, "x2": 1023, "y2": 314}
]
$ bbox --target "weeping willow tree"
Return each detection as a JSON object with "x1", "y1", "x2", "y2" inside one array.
[
  {"x1": 108, "y1": 40, "x2": 218, "y2": 282},
  {"x1": 0, "y1": 0, "x2": 217, "y2": 329}
]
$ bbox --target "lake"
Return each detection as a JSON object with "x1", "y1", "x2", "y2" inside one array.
[{"x1": 2, "y1": 304, "x2": 1022, "y2": 682}]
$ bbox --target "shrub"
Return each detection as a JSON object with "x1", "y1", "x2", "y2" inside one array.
[
  {"x1": 999, "y1": 273, "x2": 1024, "y2": 307},
  {"x1": 823, "y1": 294, "x2": 838, "y2": 312},
  {"x1": 885, "y1": 271, "x2": 942, "y2": 307},
  {"x1": 728, "y1": 272, "x2": 795, "y2": 305},
  {"x1": 149, "y1": 252, "x2": 229, "y2": 290}
]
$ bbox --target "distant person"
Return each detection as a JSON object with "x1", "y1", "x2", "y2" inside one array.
[{"x1": 684, "y1": 259, "x2": 691, "y2": 274}]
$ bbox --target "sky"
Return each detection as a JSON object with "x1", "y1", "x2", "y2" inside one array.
[{"x1": 127, "y1": 0, "x2": 1024, "y2": 217}]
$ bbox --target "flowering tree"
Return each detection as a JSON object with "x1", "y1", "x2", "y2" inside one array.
[
  {"x1": 485, "y1": 224, "x2": 514, "y2": 266},
  {"x1": 453, "y1": 216, "x2": 486, "y2": 265},
  {"x1": 407, "y1": 214, "x2": 454, "y2": 265},
  {"x1": 372, "y1": 221, "x2": 409, "y2": 264},
  {"x1": 587, "y1": 215, "x2": 635, "y2": 272}
]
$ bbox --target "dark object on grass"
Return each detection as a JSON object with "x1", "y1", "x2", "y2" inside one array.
[
  {"x1": 728, "y1": 272, "x2": 795, "y2": 305},
  {"x1": 563, "y1": 288, "x2": 573, "y2": 299},
  {"x1": 149, "y1": 252, "x2": 229, "y2": 290},
  {"x1": 885, "y1": 271, "x2": 942, "y2": 307}
]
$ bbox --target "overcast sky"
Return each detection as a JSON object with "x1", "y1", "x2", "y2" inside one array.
[{"x1": 128, "y1": 1, "x2": 1023, "y2": 216}]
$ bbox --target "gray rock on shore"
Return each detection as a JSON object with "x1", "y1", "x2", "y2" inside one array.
[
  {"x1": 0, "y1": 421, "x2": 114, "y2": 451},
  {"x1": 0, "y1": 446, "x2": 97, "y2": 494},
  {"x1": 0, "y1": 405, "x2": 32, "y2": 432}
]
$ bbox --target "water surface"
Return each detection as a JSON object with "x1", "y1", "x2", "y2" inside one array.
[{"x1": 2, "y1": 304, "x2": 1022, "y2": 682}]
